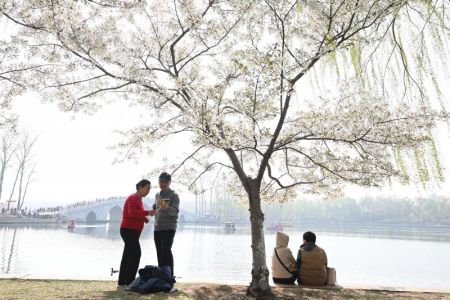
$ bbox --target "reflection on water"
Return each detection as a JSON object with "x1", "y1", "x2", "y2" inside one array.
[
  {"x1": 1, "y1": 222, "x2": 450, "y2": 290},
  {"x1": 2, "y1": 227, "x2": 16, "y2": 274},
  {"x1": 294, "y1": 222, "x2": 450, "y2": 243},
  {"x1": 2, "y1": 222, "x2": 449, "y2": 242}
]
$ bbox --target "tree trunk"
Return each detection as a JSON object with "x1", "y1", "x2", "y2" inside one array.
[
  {"x1": 246, "y1": 180, "x2": 274, "y2": 299},
  {"x1": 20, "y1": 165, "x2": 35, "y2": 211},
  {"x1": 0, "y1": 164, "x2": 6, "y2": 201},
  {"x1": 195, "y1": 194, "x2": 198, "y2": 215},
  {"x1": 16, "y1": 163, "x2": 25, "y2": 213},
  {"x1": 6, "y1": 166, "x2": 20, "y2": 211},
  {"x1": 20, "y1": 173, "x2": 31, "y2": 211}
]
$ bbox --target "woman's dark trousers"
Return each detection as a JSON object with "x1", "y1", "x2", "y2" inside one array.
[
  {"x1": 118, "y1": 228, "x2": 141, "y2": 285},
  {"x1": 273, "y1": 276, "x2": 297, "y2": 284}
]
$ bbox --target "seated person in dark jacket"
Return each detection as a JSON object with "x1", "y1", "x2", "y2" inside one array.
[{"x1": 296, "y1": 231, "x2": 328, "y2": 286}]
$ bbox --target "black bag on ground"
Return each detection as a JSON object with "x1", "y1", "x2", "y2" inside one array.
[{"x1": 128, "y1": 265, "x2": 175, "y2": 293}]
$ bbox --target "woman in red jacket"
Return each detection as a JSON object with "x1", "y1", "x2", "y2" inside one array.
[{"x1": 118, "y1": 179, "x2": 156, "y2": 286}]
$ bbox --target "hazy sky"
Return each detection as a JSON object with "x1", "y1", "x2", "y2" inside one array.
[{"x1": 3, "y1": 93, "x2": 157, "y2": 206}]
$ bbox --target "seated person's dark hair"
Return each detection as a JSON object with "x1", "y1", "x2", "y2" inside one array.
[
  {"x1": 303, "y1": 231, "x2": 316, "y2": 243},
  {"x1": 136, "y1": 179, "x2": 151, "y2": 190}
]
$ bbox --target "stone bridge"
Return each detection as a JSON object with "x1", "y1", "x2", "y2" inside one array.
[{"x1": 60, "y1": 197, "x2": 198, "y2": 223}]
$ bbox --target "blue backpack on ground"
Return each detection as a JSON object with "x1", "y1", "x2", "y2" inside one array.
[{"x1": 128, "y1": 265, "x2": 175, "y2": 293}]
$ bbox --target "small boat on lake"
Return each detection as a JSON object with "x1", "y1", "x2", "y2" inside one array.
[
  {"x1": 67, "y1": 219, "x2": 75, "y2": 231},
  {"x1": 223, "y1": 222, "x2": 236, "y2": 232},
  {"x1": 267, "y1": 223, "x2": 283, "y2": 232}
]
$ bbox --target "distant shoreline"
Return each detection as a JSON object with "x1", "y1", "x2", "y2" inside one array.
[
  {"x1": 0, "y1": 215, "x2": 61, "y2": 224},
  {"x1": 1, "y1": 215, "x2": 450, "y2": 229}
]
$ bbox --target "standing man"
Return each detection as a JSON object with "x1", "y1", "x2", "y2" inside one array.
[{"x1": 150, "y1": 172, "x2": 180, "y2": 277}]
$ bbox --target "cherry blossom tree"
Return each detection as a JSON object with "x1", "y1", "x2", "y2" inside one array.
[
  {"x1": 0, "y1": 35, "x2": 41, "y2": 129},
  {"x1": 1, "y1": 1, "x2": 449, "y2": 297}
]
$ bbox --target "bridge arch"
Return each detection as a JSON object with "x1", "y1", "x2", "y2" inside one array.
[
  {"x1": 86, "y1": 211, "x2": 97, "y2": 223},
  {"x1": 108, "y1": 205, "x2": 122, "y2": 222}
]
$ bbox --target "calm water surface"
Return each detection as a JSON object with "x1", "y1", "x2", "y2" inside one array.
[{"x1": 1, "y1": 222, "x2": 450, "y2": 290}]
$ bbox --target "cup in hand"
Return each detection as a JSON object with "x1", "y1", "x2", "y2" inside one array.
[
  {"x1": 161, "y1": 199, "x2": 170, "y2": 208},
  {"x1": 157, "y1": 198, "x2": 170, "y2": 208}
]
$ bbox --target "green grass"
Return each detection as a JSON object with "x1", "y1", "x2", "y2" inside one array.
[
  {"x1": 1, "y1": 279, "x2": 449, "y2": 300},
  {"x1": 0, "y1": 279, "x2": 193, "y2": 300}
]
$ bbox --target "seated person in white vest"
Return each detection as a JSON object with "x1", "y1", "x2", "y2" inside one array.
[
  {"x1": 271, "y1": 232, "x2": 297, "y2": 284},
  {"x1": 297, "y1": 231, "x2": 328, "y2": 286}
]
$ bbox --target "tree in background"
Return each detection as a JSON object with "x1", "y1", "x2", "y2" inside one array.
[
  {"x1": 1, "y1": 1, "x2": 449, "y2": 297},
  {"x1": 6, "y1": 133, "x2": 37, "y2": 212},
  {"x1": 0, "y1": 130, "x2": 16, "y2": 202}
]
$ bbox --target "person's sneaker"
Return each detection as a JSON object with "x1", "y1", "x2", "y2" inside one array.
[{"x1": 116, "y1": 285, "x2": 127, "y2": 290}]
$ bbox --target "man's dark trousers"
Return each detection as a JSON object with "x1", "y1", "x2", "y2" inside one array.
[{"x1": 154, "y1": 230, "x2": 176, "y2": 276}]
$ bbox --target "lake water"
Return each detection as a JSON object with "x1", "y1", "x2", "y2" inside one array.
[{"x1": 1, "y1": 222, "x2": 450, "y2": 291}]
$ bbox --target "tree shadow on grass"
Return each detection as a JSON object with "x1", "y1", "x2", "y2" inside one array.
[
  {"x1": 100, "y1": 289, "x2": 193, "y2": 300},
  {"x1": 188, "y1": 285, "x2": 248, "y2": 300}
]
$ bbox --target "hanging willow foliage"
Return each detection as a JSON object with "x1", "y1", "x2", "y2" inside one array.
[{"x1": 300, "y1": 1, "x2": 450, "y2": 189}]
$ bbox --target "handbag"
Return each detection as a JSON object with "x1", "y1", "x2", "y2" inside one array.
[
  {"x1": 326, "y1": 267, "x2": 337, "y2": 286},
  {"x1": 274, "y1": 249, "x2": 297, "y2": 277}
]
